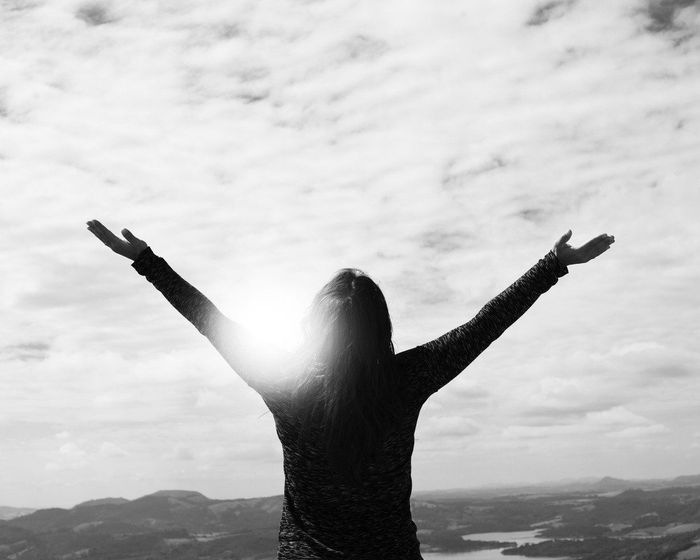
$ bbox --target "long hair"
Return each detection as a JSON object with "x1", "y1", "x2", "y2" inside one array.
[{"x1": 291, "y1": 268, "x2": 400, "y2": 484}]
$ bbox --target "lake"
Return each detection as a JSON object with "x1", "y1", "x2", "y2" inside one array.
[{"x1": 422, "y1": 529, "x2": 569, "y2": 560}]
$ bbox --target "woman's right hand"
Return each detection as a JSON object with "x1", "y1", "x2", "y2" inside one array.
[
  {"x1": 553, "y1": 229, "x2": 615, "y2": 266},
  {"x1": 87, "y1": 219, "x2": 149, "y2": 261}
]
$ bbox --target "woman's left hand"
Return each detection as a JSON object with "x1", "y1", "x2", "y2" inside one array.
[{"x1": 87, "y1": 219, "x2": 148, "y2": 261}]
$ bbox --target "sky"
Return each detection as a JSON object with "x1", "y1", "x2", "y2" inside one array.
[{"x1": 0, "y1": 0, "x2": 699, "y2": 509}]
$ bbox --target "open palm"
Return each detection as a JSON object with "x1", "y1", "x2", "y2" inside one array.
[
  {"x1": 87, "y1": 219, "x2": 148, "y2": 261},
  {"x1": 553, "y1": 229, "x2": 615, "y2": 266}
]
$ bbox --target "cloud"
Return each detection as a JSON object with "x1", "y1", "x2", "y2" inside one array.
[
  {"x1": 59, "y1": 442, "x2": 86, "y2": 457},
  {"x1": 0, "y1": 341, "x2": 50, "y2": 361},
  {"x1": 526, "y1": 1, "x2": 578, "y2": 27},
  {"x1": 172, "y1": 446, "x2": 194, "y2": 461},
  {"x1": 1, "y1": 0, "x2": 698, "y2": 506},
  {"x1": 502, "y1": 406, "x2": 671, "y2": 441},
  {"x1": 607, "y1": 424, "x2": 670, "y2": 438},
  {"x1": 45, "y1": 440, "x2": 89, "y2": 471},
  {"x1": 99, "y1": 441, "x2": 128, "y2": 457},
  {"x1": 418, "y1": 415, "x2": 481, "y2": 438}
]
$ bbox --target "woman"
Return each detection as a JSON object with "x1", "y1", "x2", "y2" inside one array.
[{"x1": 86, "y1": 219, "x2": 614, "y2": 559}]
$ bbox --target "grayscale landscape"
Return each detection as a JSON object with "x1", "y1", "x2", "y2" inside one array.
[
  {"x1": 2, "y1": 475, "x2": 700, "y2": 559},
  {"x1": 1, "y1": 0, "x2": 698, "y2": 558}
]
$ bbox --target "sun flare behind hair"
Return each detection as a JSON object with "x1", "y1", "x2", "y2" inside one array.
[
  {"x1": 228, "y1": 277, "x2": 308, "y2": 354},
  {"x1": 292, "y1": 267, "x2": 402, "y2": 484}
]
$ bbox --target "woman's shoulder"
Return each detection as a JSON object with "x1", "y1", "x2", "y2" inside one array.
[{"x1": 394, "y1": 345, "x2": 430, "y2": 371}]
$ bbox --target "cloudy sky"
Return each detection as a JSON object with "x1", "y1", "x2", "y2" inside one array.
[{"x1": 1, "y1": 0, "x2": 699, "y2": 509}]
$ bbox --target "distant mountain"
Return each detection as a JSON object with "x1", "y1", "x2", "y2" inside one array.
[
  {"x1": 672, "y1": 474, "x2": 700, "y2": 486},
  {"x1": 3, "y1": 481, "x2": 700, "y2": 560},
  {"x1": 1, "y1": 490, "x2": 284, "y2": 560},
  {"x1": 8, "y1": 489, "x2": 283, "y2": 535},
  {"x1": 414, "y1": 473, "x2": 700, "y2": 500},
  {"x1": 75, "y1": 497, "x2": 129, "y2": 508},
  {"x1": 586, "y1": 473, "x2": 700, "y2": 493},
  {"x1": 594, "y1": 476, "x2": 634, "y2": 491},
  {"x1": 148, "y1": 490, "x2": 208, "y2": 500},
  {"x1": 0, "y1": 506, "x2": 35, "y2": 521}
]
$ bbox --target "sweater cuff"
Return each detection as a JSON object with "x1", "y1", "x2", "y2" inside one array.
[
  {"x1": 547, "y1": 249, "x2": 569, "y2": 278},
  {"x1": 131, "y1": 246, "x2": 157, "y2": 275}
]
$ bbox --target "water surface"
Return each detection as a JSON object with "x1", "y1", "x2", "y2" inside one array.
[{"x1": 422, "y1": 529, "x2": 568, "y2": 560}]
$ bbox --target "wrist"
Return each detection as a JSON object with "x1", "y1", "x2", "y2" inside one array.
[
  {"x1": 132, "y1": 246, "x2": 151, "y2": 262},
  {"x1": 551, "y1": 249, "x2": 568, "y2": 266},
  {"x1": 549, "y1": 250, "x2": 570, "y2": 276}
]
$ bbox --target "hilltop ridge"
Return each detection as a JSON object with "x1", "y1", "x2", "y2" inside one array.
[
  {"x1": 2, "y1": 476, "x2": 700, "y2": 559},
  {"x1": 5, "y1": 473, "x2": 700, "y2": 513},
  {"x1": 413, "y1": 473, "x2": 700, "y2": 500}
]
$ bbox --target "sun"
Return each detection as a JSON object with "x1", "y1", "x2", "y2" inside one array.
[{"x1": 224, "y1": 277, "x2": 310, "y2": 354}]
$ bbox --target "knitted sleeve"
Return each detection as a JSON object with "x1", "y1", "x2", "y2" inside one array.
[
  {"x1": 397, "y1": 250, "x2": 568, "y2": 404},
  {"x1": 131, "y1": 247, "x2": 290, "y2": 401}
]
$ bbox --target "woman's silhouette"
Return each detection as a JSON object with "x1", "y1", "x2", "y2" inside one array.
[{"x1": 87, "y1": 219, "x2": 614, "y2": 559}]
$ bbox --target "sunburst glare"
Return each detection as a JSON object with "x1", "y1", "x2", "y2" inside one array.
[{"x1": 224, "y1": 277, "x2": 311, "y2": 354}]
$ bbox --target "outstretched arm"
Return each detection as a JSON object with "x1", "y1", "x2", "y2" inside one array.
[
  {"x1": 398, "y1": 230, "x2": 614, "y2": 403},
  {"x1": 86, "y1": 220, "x2": 288, "y2": 396}
]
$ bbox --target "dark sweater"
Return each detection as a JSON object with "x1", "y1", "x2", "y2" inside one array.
[{"x1": 132, "y1": 248, "x2": 568, "y2": 559}]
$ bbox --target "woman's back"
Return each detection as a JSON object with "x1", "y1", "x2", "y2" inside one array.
[{"x1": 266, "y1": 350, "x2": 427, "y2": 558}]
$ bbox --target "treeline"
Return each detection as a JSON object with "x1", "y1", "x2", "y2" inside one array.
[
  {"x1": 538, "y1": 487, "x2": 700, "y2": 539},
  {"x1": 502, "y1": 531, "x2": 700, "y2": 559}
]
